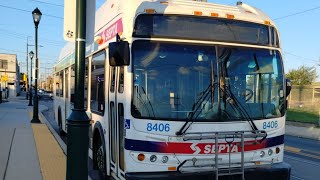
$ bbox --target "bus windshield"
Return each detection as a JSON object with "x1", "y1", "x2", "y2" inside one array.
[{"x1": 132, "y1": 41, "x2": 285, "y2": 121}]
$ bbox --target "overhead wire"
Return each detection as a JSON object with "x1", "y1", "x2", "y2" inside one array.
[
  {"x1": 273, "y1": 6, "x2": 320, "y2": 21},
  {"x1": 0, "y1": 4, "x2": 63, "y2": 20},
  {"x1": 283, "y1": 51, "x2": 319, "y2": 63},
  {"x1": 29, "y1": 0, "x2": 63, "y2": 7}
]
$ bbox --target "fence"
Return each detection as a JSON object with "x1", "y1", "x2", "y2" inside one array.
[{"x1": 288, "y1": 85, "x2": 320, "y2": 112}]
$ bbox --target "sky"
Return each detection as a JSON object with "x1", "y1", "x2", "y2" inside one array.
[{"x1": 0, "y1": 0, "x2": 320, "y2": 79}]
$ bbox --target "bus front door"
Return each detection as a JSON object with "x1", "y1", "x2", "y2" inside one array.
[
  {"x1": 108, "y1": 66, "x2": 118, "y2": 177},
  {"x1": 108, "y1": 66, "x2": 125, "y2": 179}
]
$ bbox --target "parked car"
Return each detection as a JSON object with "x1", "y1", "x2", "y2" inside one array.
[{"x1": 39, "y1": 90, "x2": 53, "y2": 100}]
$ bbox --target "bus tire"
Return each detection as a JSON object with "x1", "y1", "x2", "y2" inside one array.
[
  {"x1": 58, "y1": 108, "x2": 66, "y2": 136},
  {"x1": 93, "y1": 131, "x2": 107, "y2": 179}
]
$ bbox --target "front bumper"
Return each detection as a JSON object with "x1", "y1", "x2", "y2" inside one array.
[{"x1": 126, "y1": 162, "x2": 291, "y2": 180}]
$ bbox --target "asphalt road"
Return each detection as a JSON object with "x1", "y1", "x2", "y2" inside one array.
[
  {"x1": 284, "y1": 136, "x2": 320, "y2": 180},
  {"x1": 40, "y1": 99, "x2": 320, "y2": 180}
]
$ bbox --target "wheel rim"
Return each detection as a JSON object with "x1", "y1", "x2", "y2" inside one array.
[{"x1": 96, "y1": 145, "x2": 105, "y2": 171}]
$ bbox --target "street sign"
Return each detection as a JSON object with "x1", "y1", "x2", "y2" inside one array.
[
  {"x1": 63, "y1": 0, "x2": 95, "y2": 42},
  {"x1": 1, "y1": 74, "x2": 8, "y2": 82}
]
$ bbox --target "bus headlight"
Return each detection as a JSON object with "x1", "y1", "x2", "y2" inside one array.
[
  {"x1": 150, "y1": 155, "x2": 157, "y2": 162},
  {"x1": 268, "y1": 149, "x2": 273, "y2": 156},
  {"x1": 260, "y1": 151, "x2": 265, "y2": 157},
  {"x1": 162, "y1": 156, "x2": 169, "y2": 163}
]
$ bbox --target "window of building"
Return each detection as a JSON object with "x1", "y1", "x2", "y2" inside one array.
[{"x1": 0, "y1": 60, "x2": 8, "y2": 69}]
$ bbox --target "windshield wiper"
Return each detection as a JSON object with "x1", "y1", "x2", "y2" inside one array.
[
  {"x1": 224, "y1": 86, "x2": 267, "y2": 142},
  {"x1": 176, "y1": 61, "x2": 216, "y2": 136},
  {"x1": 176, "y1": 84, "x2": 212, "y2": 136}
]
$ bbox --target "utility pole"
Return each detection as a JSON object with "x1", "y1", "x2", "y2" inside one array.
[
  {"x1": 26, "y1": 36, "x2": 30, "y2": 99},
  {"x1": 66, "y1": 0, "x2": 90, "y2": 179}
]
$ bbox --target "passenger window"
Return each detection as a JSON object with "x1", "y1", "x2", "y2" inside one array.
[
  {"x1": 118, "y1": 67, "x2": 124, "y2": 93},
  {"x1": 110, "y1": 102, "x2": 116, "y2": 163},
  {"x1": 91, "y1": 51, "x2": 105, "y2": 115},
  {"x1": 60, "y1": 71, "x2": 64, "y2": 97},
  {"x1": 110, "y1": 67, "x2": 116, "y2": 92},
  {"x1": 118, "y1": 103, "x2": 125, "y2": 170},
  {"x1": 55, "y1": 73, "x2": 60, "y2": 97},
  {"x1": 65, "y1": 69, "x2": 69, "y2": 99},
  {"x1": 70, "y1": 65, "x2": 75, "y2": 104}
]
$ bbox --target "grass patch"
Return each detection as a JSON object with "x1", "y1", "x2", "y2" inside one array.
[{"x1": 286, "y1": 108, "x2": 319, "y2": 124}]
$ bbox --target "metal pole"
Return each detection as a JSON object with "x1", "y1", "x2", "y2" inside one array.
[
  {"x1": 28, "y1": 57, "x2": 33, "y2": 106},
  {"x1": 31, "y1": 24, "x2": 40, "y2": 123},
  {"x1": 66, "y1": 0, "x2": 90, "y2": 179}
]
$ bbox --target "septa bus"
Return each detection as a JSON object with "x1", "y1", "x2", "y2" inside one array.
[{"x1": 53, "y1": 0, "x2": 292, "y2": 179}]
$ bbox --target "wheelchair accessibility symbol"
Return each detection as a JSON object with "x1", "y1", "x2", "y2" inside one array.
[{"x1": 125, "y1": 119, "x2": 130, "y2": 129}]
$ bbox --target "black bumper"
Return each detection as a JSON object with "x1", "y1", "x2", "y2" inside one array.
[{"x1": 126, "y1": 162, "x2": 291, "y2": 180}]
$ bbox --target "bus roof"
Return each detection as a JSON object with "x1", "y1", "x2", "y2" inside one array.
[
  {"x1": 56, "y1": 0, "x2": 277, "y2": 69},
  {"x1": 94, "y1": 0, "x2": 275, "y2": 33}
]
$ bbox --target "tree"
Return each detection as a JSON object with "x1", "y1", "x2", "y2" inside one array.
[{"x1": 286, "y1": 65, "x2": 317, "y2": 85}]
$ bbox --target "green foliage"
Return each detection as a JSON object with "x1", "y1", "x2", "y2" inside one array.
[
  {"x1": 286, "y1": 65, "x2": 317, "y2": 85},
  {"x1": 286, "y1": 108, "x2": 319, "y2": 125}
]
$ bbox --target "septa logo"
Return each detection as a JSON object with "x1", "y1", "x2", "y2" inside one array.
[
  {"x1": 190, "y1": 143, "x2": 239, "y2": 154},
  {"x1": 190, "y1": 143, "x2": 201, "y2": 154}
]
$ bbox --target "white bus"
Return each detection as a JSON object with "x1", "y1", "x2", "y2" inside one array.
[{"x1": 54, "y1": 0, "x2": 292, "y2": 179}]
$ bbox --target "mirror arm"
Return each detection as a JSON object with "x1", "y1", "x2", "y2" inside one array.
[{"x1": 116, "y1": 33, "x2": 121, "y2": 42}]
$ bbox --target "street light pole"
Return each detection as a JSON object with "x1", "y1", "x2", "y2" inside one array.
[
  {"x1": 66, "y1": 0, "x2": 90, "y2": 179},
  {"x1": 31, "y1": 7, "x2": 42, "y2": 123},
  {"x1": 28, "y1": 51, "x2": 34, "y2": 106}
]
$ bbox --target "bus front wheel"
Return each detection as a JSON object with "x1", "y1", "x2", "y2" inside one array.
[{"x1": 93, "y1": 133, "x2": 107, "y2": 178}]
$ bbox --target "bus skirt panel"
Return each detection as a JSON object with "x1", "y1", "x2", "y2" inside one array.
[{"x1": 125, "y1": 162, "x2": 291, "y2": 180}]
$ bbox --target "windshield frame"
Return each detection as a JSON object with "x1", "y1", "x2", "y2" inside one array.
[{"x1": 130, "y1": 40, "x2": 285, "y2": 122}]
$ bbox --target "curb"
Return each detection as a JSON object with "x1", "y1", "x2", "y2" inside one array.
[{"x1": 39, "y1": 109, "x2": 67, "y2": 155}]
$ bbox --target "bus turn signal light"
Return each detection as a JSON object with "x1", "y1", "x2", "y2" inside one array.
[
  {"x1": 137, "y1": 154, "x2": 145, "y2": 161},
  {"x1": 168, "y1": 167, "x2": 177, "y2": 171}
]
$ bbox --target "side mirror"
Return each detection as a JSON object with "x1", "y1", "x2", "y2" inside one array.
[
  {"x1": 109, "y1": 41, "x2": 130, "y2": 66},
  {"x1": 286, "y1": 79, "x2": 291, "y2": 97}
]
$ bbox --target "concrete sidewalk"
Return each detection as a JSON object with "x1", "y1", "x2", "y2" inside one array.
[
  {"x1": 0, "y1": 100, "x2": 42, "y2": 180},
  {"x1": 286, "y1": 121, "x2": 320, "y2": 140},
  {"x1": 0, "y1": 96, "x2": 66, "y2": 180}
]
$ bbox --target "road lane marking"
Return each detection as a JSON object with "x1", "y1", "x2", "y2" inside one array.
[
  {"x1": 285, "y1": 146, "x2": 320, "y2": 160},
  {"x1": 285, "y1": 155, "x2": 320, "y2": 166},
  {"x1": 285, "y1": 146, "x2": 301, "y2": 153},
  {"x1": 291, "y1": 175, "x2": 304, "y2": 180}
]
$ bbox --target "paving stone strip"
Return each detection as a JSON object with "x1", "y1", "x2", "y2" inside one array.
[{"x1": 32, "y1": 123, "x2": 66, "y2": 180}]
